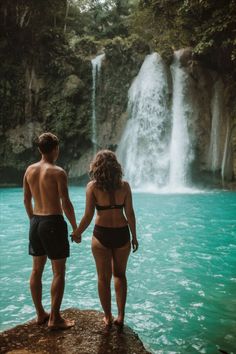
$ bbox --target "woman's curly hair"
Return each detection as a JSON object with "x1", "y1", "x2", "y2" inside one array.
[{"x1": 89, "y1": 150, "x2": 123, "y2": 191}]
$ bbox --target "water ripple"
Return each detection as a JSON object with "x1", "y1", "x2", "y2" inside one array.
[{"x1": 0, "y1": 188, "x2": 236, "y2": 354}]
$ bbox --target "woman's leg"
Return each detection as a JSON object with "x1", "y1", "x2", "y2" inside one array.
[
  {"x1": 112, "y1": 241, "x2": 131, "y2": 325},
  {"x1": 92, "y1": 236, "x2": 113, "y2": 325}
]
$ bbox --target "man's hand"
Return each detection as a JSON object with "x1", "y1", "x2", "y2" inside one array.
[
  {"x1": 73, "y1": 234, "x2": 82, "y2": 243},
  {"x1": 71, "y1": 229, "x2": 82, "y2": 244},
  {"x1": 132, "y1": 238, "x2": 139, "y2": 253}
]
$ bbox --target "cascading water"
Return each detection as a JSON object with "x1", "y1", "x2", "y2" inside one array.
[
  {"x1": 221, "y1": 117, "x2": 232, "y2": 185},
  {"x1": 117, "y1": 51, "x2": 195, "y2": 192},
  {"x1": 117, "y1": 53, "x2": 171, "y2": 190},
  {"x1": 168, "y1": 51, "x2": 195, "y2": 191},
  {"x1": 208, "y1": 80, "x2": 223, "y2": 172},
  {"x1": 91, "y1": 53, "x2": 105, "y2": 154}
]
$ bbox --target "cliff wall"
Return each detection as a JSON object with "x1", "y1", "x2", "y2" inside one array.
[{"x1": 0, "y1": 20, "x2": 235, "y2": 186}]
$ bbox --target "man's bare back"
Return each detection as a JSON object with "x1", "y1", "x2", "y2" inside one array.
[{"x1": 24, "y1": 161, "x2": 64, "y2": 216}]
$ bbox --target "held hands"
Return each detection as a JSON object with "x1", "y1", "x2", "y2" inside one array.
[
  {"x1": 71, "y1": 228, "x2": 82, "y2": 244},
  {"x1": 132, "y1": 238, "x2": 139, "y2": 253}
]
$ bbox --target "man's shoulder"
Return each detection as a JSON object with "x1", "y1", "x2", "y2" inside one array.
[
  {"x1": 52, "y1": 165, "x2": 67, "y2": 178},
  {"x1": 25, "y1": 162, "x2": 40, "y2": 174},
  {"x1": 53, "y1": 165, "x2": 65, "y2": 173}
]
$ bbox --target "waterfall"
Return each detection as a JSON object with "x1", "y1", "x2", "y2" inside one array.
[
  {"x1": 168, "y1": 51, "x2": 195, "y2": 191},
  {"x1": 117, "y1": 51, "x2": 196, "y2": 192},
  {"x1": 208, "y1": 80, "x2": 223, "y2": 172},
  {"x1": 91, "y1": 53, "x2": 105, "y2": 154},
  {"x1": 117, "y1": 53, "x2": 171, "y2": 190},
  {"x1": 221, "y1": 117, "x2": 232, "y2": 185}
]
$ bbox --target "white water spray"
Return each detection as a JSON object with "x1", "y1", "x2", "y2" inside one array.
[
  {"x1": 117, "y1": 51, "x2": 197, "y2": 193},
  {"x1": 221, "y1": 117, "x2": 231, "y2": 185},
  {"x1": 117, "y1": 53, "x2": 171, "y2": 189},
  {"x1": 91, "y1": 53, "x2": 105, "y2": 154},
  {"x1": 168, "y1": 51, "x2": 195, "y2": 191},
  {"x1": 208, "y1": 80, "x2": 223, "y2": 172}
]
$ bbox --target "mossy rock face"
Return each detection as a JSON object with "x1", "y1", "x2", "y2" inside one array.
[
  {"x1": 1, "y1": 16, "x2": 236, "y2": 186},
  {"x1": 1, "y1": 29, "x2": 151, "y2": 184},
  {"x1": 62, "y1": 74, "x2": 85, "y2": 97},
  {"x1": 104, "y1": 36, "x2": 150, "y2": 63},
  {"x1": 74, "y1": 36, "x2": 100, "y2": 56},
  {"x1": 0, "y1": 27, "x2": 94, "y2": 184}
]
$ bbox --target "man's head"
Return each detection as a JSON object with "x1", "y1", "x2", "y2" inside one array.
[{"x1": 37, "y1": 133, "x2": 59, "y2": 161}]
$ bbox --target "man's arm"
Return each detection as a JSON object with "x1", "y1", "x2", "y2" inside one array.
[
  {"x1": 23, "y1": 172, "x2": 33, "y2": 219},
  {"x1": 57, "y1": 170, "x2": 77, "y2": 231}
]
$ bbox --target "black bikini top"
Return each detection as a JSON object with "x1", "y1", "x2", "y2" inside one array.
[
  {"x1": 95, "y1": 190, "x2": 125, "y2": 211},
  {"x1": 96, "y1": 204, "x2": 124, "y2": 211}
]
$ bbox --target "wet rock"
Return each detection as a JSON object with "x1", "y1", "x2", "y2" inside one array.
[
  {"x1": 177, "y1": 47, "x2": 193, "y2": 67},
  {"x1": 63, "y1": 75, "x2": 84, "y2": 97},
  {"x1": 0, "y1": 309, "x2": 151, "y2": 354}
]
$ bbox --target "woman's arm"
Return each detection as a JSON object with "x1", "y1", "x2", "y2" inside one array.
[
  {"x1": 124, "y1": 182, "x2": 139, "y2": 252},
  {"x1": 73, "y1": 182, "x2": 95, "y2": 242}
]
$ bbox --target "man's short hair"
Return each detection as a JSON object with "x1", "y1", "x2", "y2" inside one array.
[{"x1": 37, "y1": 133, "x2": 59, "y2": 154}]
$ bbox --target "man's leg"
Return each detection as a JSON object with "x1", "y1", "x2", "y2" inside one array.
[
  {"x1": 30, "y1": 255, "x2": 49, "y2": 324},
  {"x1": 48, "y1": 258, "x2": 74, "y2": 329}
]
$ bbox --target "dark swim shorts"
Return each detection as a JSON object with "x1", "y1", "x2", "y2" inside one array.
[{"x1": 29, "y1": 215, "x2": 69, "y2": 260}]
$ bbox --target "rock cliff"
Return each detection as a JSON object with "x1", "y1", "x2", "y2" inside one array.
[
  {"x1": 0, "y1": 33, "x2": 149, "y2": 185},
  {"x1": 0, "y1": 308, "x2": 151, "y2": 354},
  {"x1": 0, "y1": 27, "x2": 235, "y2": 186},
  {"x1": 173, "y1": 48, "x2": 236, "y2": 186}
]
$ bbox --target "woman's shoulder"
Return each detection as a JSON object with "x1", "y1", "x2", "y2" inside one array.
[
  {"x1": 121, "y1": 180, "x2": 130, "y2": 188},
  {"x1": 87, "y1": 180, "x2": 96, "y2": 191},
  {"x1": 121, "y1": 180, "x2": 131, "y2": 192}
]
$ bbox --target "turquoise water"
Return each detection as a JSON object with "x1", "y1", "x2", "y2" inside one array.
[{"x1": 0, "y1": 187, "x2": 236, "y2": 353}]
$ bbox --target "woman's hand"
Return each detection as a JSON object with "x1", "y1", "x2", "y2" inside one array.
[
  {"x1": 71, "y1": 229, "x2": 82, "y2": 244},
  {"x1": 132, "y1": 238, "x2": 139, "y2": 252}
]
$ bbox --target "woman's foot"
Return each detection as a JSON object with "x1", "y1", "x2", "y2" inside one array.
[
  {"x1": 113, "y1": 317, "x2": 124, "y2": 328},
  {"x1": 36, "y1": 311, "x2": 50, "y2": 325}
]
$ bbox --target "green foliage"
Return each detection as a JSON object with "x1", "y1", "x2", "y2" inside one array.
[
  {"x1": 74, "y1": 35, "x2": 100, "y2": 55},
  {"x1": 132, "y1": 0, "x2": 236, "y2": 72},
  {"x1": 104, "y1": 34, "x2": 149, "y2": 61},
  {"x1": 67, "y1": 0, "x2": 136, "y2": 39}
]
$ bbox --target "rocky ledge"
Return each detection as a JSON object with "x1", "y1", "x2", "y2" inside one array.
[{"x1": 0, "y1": 308, "x2": 151, "y2": 354}]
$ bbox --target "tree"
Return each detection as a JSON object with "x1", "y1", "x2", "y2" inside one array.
[{"x1": 131, "y1": 0, "x2": 236, "y2": 72}]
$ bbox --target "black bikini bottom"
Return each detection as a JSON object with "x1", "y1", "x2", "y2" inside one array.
[{"x1": 93, "y1": 224, "x2": 130, "y2": 248}]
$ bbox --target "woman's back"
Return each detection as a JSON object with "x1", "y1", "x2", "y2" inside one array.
[{"x1": 92, "y1": 181, "x2": 129, "y2": 228}]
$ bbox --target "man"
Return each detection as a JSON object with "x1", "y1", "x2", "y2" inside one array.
[{"x1": 23, "y1": 132, "x2": 80, "y2": 329}]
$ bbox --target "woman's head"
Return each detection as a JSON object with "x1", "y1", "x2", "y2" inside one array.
[{"x1": 89, "y1": 150, "x2": 123, "y2": 191}]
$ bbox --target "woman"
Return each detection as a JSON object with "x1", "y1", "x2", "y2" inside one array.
[{"x1": 73, "y1": 150, "x2": 138, "y2": 327}]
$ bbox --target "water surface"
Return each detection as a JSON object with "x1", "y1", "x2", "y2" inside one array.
[{"x1": 0, "y1": 187, "x2": 235, "y2": 353}]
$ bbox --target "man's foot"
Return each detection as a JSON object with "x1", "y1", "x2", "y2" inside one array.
[
  {"x1": 36, "y1": 312, "x2": 50, "y2": 325},
  {"x1": 48, "y1": 318, "x2": 75, "y2": 330},
  {"x1": 103, "y1": 316, "x2": 113, "y2": 327}
]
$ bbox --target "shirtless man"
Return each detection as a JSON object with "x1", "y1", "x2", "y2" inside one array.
[{"x1": 23, "y1": 132, "x2": 79, "y2": 329}]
